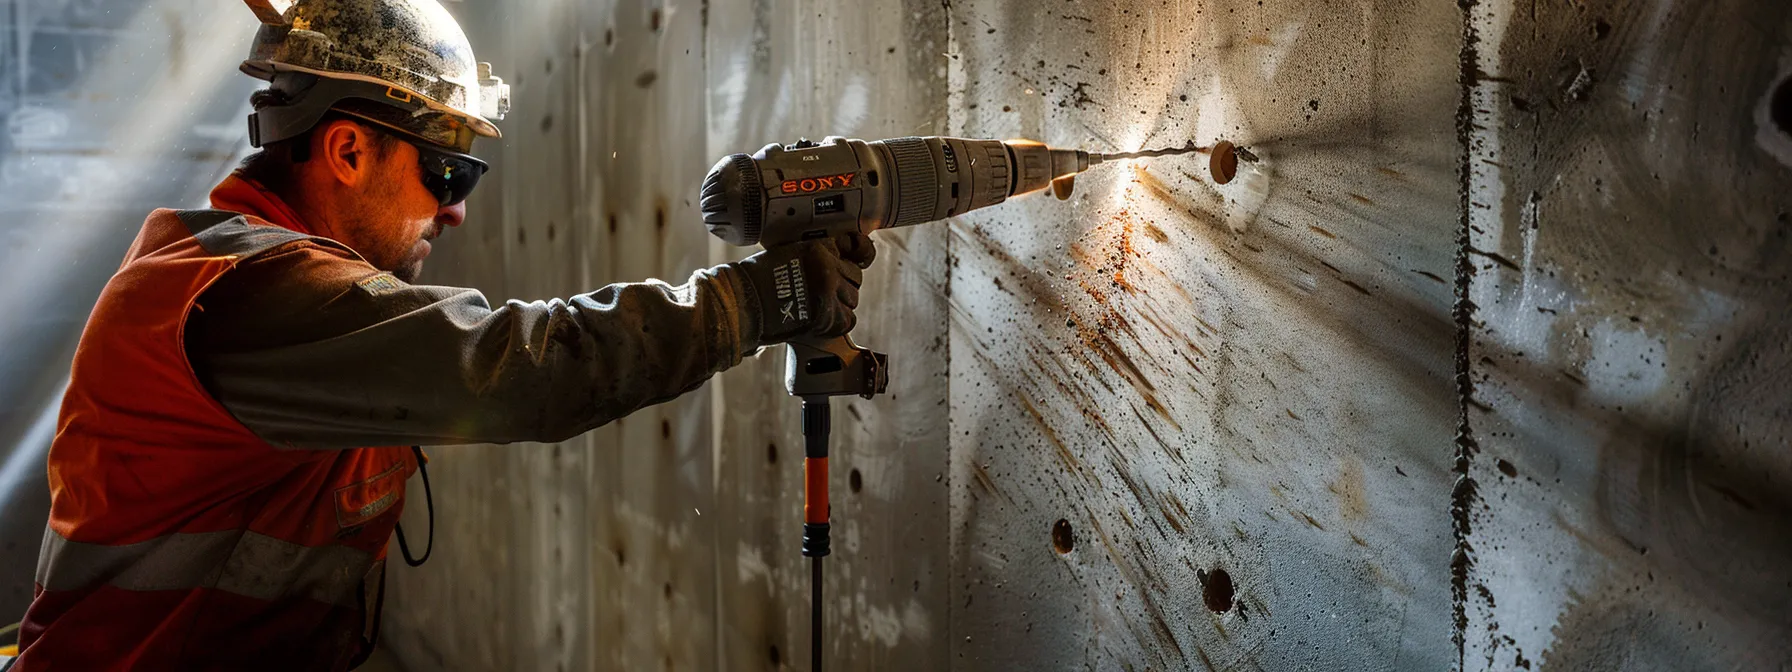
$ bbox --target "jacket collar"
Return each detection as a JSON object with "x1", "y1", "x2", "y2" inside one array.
[{"x1": 208, "y1": 172, "x2": 325, "y2": 238}]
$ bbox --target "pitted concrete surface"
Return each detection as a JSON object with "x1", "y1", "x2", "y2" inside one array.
[{"x1": 943, "y1": 0, "x2": 1460, "y2": 668}]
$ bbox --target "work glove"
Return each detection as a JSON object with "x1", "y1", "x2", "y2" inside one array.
[{"x1": 734, "y1": 231, "x2": 877, "y2": 343}]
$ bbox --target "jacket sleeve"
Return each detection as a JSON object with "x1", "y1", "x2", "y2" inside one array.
[{"x1": 185, "y1": 240, "x2": 765, "y2": 449}]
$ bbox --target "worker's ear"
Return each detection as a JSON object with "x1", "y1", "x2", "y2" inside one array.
[{"x1": 315, "y1": 119, "x2": 377, "y2": 187}]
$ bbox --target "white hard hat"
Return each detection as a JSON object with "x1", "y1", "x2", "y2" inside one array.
[{"x1": 239, "y1": 0, "x2": 510, "y2": 152}]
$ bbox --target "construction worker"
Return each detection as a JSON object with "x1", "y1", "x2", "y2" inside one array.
[{"x1": 7, "y1": 1, "x2": 874, "y2": 670}]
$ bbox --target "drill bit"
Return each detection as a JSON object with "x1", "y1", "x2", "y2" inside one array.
[{"x1": 1089, "y1": 142, "x2": 1207, "y2": 163}]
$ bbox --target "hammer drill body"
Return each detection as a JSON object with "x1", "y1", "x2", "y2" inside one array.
[
  {"x1": 702, "y1": 136, "x2": 1094, "y2": 248},
  {"x1": 700, "y1": 136, "x2": 1098, "y2": 398}
]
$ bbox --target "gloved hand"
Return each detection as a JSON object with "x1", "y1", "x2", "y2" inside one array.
[{"x1": 733, "y1": 231, "x2": 877, "y2": 343}]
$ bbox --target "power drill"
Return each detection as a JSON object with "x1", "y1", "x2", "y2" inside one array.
[
  {"x1": 699, "y1": 136, "x2": 1115, "y2": 398},
  {"x1": 698, "y1": 135, "x2": 1206, "y2": 671}
]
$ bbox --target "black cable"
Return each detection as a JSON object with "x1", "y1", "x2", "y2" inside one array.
[
  {"x1": 801, "y1": 399, "x2": 831, "y2": 672},
  {"x1": 812, "y1": 556, "x2": 824, "y2": 672},
  {"x1": 393, "y1": 445, "x2": 434, "y2": 567}
]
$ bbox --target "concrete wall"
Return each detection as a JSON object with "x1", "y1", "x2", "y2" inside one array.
[
  {"x1": 705, "y1": 2, "x2": 953, "y2": 670},
  {"x1": 1463, "y1": 0, "x2": 1792, "y2": 669},
  {"x1": 379, "y1": 1, "x2": 718, "y2": 669}
]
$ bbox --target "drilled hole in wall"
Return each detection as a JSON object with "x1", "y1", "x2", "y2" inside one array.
[
  {"x1": 849, "y1": 468, "x2": 863, "y2": 493},
  {"x1": 767, "y1": 442, "x2": 778, "y2": 465},
  {"x1": 650, "y1": 7, "x2": 663, "y2": 32},
  {"x1": 1772, "y1": 75, "x2": 1792, "y2": 136},
  {"x1": 1200, "y1": 568, "x2": 1235, "y2": 613},
  {"x1": 1051, "y1": 518, "x2": 1075, "y2": 554},
  {"x1": 768, "y1": 644, "x2": 781, "y2": 665},
  {"x1": 660, "y1": 419, "x2": 671, "y2": 439},
  {"x1": 1210, "y1": 140, "x2": 1238, "y2": 185},
  {"x1": 655, "y1": 205, "x2": 667, "y2": 231},
  {"x1": 607, "y1": 213, "x2": 618, "y2": 234}
]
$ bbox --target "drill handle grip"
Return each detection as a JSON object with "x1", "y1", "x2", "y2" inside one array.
[{"x1": 784, "y1": 335, "x2": 888, "y2": 400}]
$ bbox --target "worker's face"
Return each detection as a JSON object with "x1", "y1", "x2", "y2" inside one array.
[
  {"x1": 312, "y1": 120, "x2": 466, "y2": 283},
  {"x1": 351, "y1": 139, "x2": 466, "y2": 283}
]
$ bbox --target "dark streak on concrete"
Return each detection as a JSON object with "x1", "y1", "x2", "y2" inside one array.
[
  {"x1": 1467, "y1": 246, "x2": 1520, "y2": 271},
  {"x1": 1452, "y1": 0, "x2": 1483, "y2": 668}
]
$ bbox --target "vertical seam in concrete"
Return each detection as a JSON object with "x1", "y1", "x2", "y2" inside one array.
[
  {"x1": 1450, "y1": 0, "x2": 1483, "y2": 670},
  {"x1": 699, "y1": 1, "x2": 724, "y2": 667},
  {"x1": 938, "y1": 0, "x2": 957, "y2": 666},
  {"x1": 696, "y1": 3, "x2": 730, "y2": 669}
]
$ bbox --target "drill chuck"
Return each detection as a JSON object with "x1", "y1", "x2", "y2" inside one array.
[{"x1": 700, "y1": 136, "x2": 1093, "y2": 248}]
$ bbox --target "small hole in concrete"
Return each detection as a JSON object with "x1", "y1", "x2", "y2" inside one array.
[
  {"x1": 1210, "y1": 140, "x2": 1238, "y2": 185},
  {"x1": 850, "y1": 468, "x2": 863, "y2": 493},
  {"x1": 655, "y1": 205, "x2": 667, "y2": 231},
  {"x1": 769, "y1": 644, "x2": 781, "y2": 665},
  {"x1": 663, "y1": 582, "x2": 672, "y2": 599},
  {"x1": 1201, "y1": 568, "x2": 1235, "y2": 613},
  {"x1": 517, "y1": 226, "x2": 526, "y2": 245},
  {"x1": 607, "y1": 213, "x2": 618, "y2": 234},
  {"x1": 1051, "y1": 519, "x2": 1075, "y2": 554},
  {"x1": 767, "y1": 442, "x2": 778, "y2": 465},
  {"x1": 1497, "y1": 459, "x2": 1517, "y2": 478},
  {"x1": 650, "y1": 7, "x2": 663, "y2": 32},
  {"x1": 605, "y1": 28, "x2": 614, "y2": 47},
  {"x1": 546, "y1": 221, "x2": 556, "y2": 242},
  {"x1": 1772, "y1": 75, "x2": 1792, "y2": 136},
  {"x1": 661, "y1": 419, "x2": 671, "y2": 439}
]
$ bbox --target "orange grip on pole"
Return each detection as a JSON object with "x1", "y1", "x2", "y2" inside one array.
[{"x1": 805, "y1": 457, "x2": 829, "y2": 524}]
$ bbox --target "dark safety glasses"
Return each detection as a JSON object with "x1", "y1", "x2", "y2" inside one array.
[{"x1": 414, "y1": 143, "x2": 489, "y2": 207}]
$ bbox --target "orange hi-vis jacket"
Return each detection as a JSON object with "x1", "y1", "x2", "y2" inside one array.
[{"x1": 15, "y1": 177, "x2": 417, "y2": 671}]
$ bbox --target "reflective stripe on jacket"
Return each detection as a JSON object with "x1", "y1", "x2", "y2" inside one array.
[{"x1": 16, "y1": 206, "x2": 414, "y2": 672}]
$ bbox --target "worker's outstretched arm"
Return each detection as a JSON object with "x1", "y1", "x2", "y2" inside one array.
[{"x1": 186, "y1": 231, "x2": 873, "y2": 449}]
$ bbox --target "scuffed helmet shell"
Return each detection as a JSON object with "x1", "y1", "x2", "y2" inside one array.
[{"x1": 242, "y1": 0, "x2": 504, "y2": 141}]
